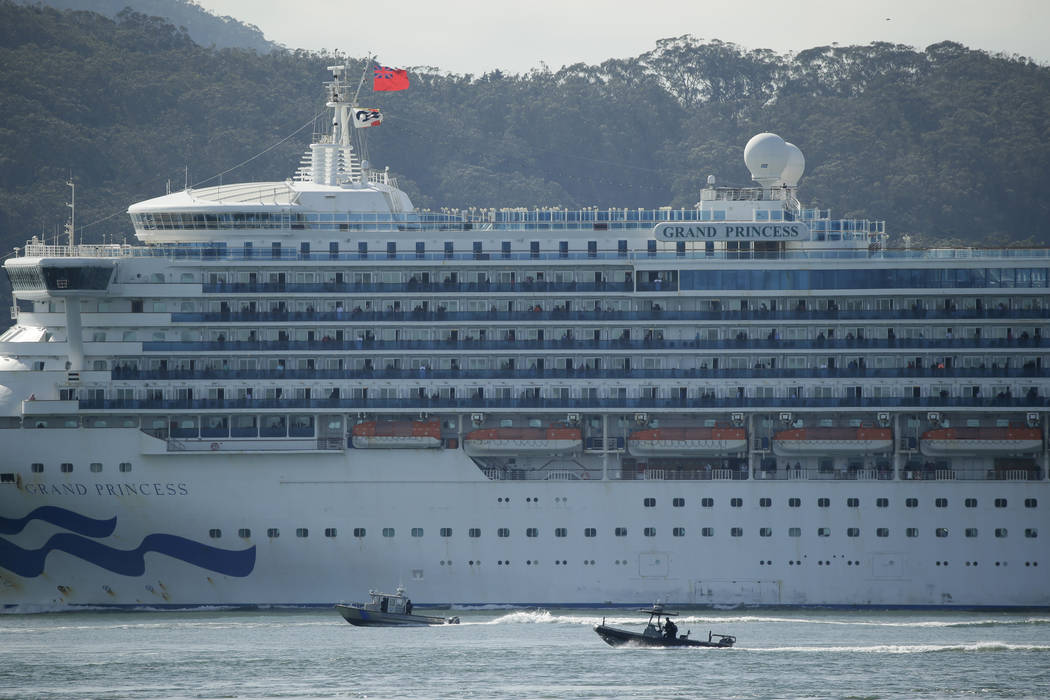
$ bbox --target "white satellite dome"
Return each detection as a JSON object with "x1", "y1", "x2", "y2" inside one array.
[
  {"x1": 743, "y1": 133, "x2": 788, "y2": 186},
  {"x1": 782, "y1": 142, "x2": 805, "y2": 186}
]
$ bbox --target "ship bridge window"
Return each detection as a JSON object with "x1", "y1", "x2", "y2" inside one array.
[{"x1": 231, "y1": 415, "x2": 257, "y2": 437}]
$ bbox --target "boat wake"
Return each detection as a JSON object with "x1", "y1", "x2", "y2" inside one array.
[{"x1": 751, "y1": 642, "x2": 1050, "y2": 653}]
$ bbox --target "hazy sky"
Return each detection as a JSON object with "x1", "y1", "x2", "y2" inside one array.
[{"x1": 193, "y1": 0, "x2": 1047, "y2": 74}]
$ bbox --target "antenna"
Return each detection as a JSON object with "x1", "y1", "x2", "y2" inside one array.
[
  {"x1": 65, "y1": 177, "x2": 75, "y2": 249},
  {"x1": 351, "y1": 53, "x2": 371, "y2": 106}
]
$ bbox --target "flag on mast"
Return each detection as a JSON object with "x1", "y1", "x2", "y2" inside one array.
[
  {"x1": 352, "y1": 107, "x2": 382, "y2": 128},
  {"x1": 373, "y1": 64, "x2": 410, "y2": 91}
]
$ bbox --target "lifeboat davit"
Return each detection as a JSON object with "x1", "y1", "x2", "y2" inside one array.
[
  {"x1": 920, "y1": 427, "x2": 1042, "y2": 456},
  {"x1": 628, "y1": 427, "x2": 747, "y2": 456},
  {"x1": 463, "y1": 426, "x2": 582, "y2": 456},
  {"x1": 351, "y1": 420, "x2": 442, "y2": 449},
  {"x1": 773, "y1": 427, "x2": 892, "y2": 455}
]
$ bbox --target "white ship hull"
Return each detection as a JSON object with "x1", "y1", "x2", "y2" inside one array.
[{"x1": 3, "y1": 428, "x2": 1048, "y2": 610}]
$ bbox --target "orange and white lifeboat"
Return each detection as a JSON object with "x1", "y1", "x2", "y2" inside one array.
[
  {"x1": 628, "y1": 427, "x2": 747, "y2": 456},
  {"x1": 463, "y1": 426, "x2": 582, "y2": 456},
  {"x1": 351, "y1": 420, "x2": 442, "y2": 449},
  {"x1": 773, "y1": 427, "x2": 893, "y2": 455},
  {"x1": 920, "y1": 427, "x2": 1042, "y2": 456}
]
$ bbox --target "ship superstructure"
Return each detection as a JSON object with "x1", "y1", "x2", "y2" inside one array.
[{"x1": 0, "y1": 66, "x2": 1046, "y2": 610}]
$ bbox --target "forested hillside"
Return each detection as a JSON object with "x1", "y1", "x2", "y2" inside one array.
[
  {"x1": 1, "y1": 0, "x2": 1049, "y2": 258},
  {"x1": 16, "y1": 0, "x2": 278, "y2": 51}
]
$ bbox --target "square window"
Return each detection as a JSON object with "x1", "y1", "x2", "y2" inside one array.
[
  {"x1": 238, "y1": 528, "x2": 251, "y2": 538},
  {"x1": 526, "y1": 528, "x2": 539, "y2": 537},
  {"x1": 268, "y1": 528, "x2": 280, "y2": 538},
  {"x1": 209, "y1": 529, "x2": 222, "y2": 538},
  {"x1": 701, "y1": 497, "x2": 714, "y2": 507},
  {"x1": 411, "y1": 528, "x2": 424, "y2": 537},
  {"x1": 759, "y1": 498, "x2": 772, "y2": 508},
  {"x1": 31, "y1": 463, "x2": 43, "y2": 473},
  {"x1": 817, "y1": 498, "x2": 830, "y2": 508},
  {"x1": 1025, "y1": 528, "x2": 1038, "y2": 538},
  {"x1": 965, "y1": 498, "x2": 978, "y2": 508},
  {"x1": 383, "y1": 527, "x2": 395, "y2": 537},
  {"x1": 614, "y1": 527, "x2": 627, "y2": 537},
  {"x1": 60, "y1": 463, "x2": 73, "y2": 473},
  {"x1": 1025, "y1": 498, "x2": 1038, "y2": 508},
  {"x1": 847, "y1": 527, "x2": 860, "y2": 537},
  {"x1": 965, "y1": 528, "x2": 978, "y2": 537},
  {"x1": 296, "y1": 528, "x2": 308, "y2": 538},
  {"x1": 876, "y1": 498, "x2": 889, "y2": 508},
  {"x1": 672, "y1": 498, "x2": 685, "y2": 507},
  {"x1": 325, "y1": 528, "x2": 337, "y2": 538},
  {"x1": 354, "y1": 528, "x2": 366, "y2": 537},
  {"x1": 730, "y1": 527, "x2": 743, "y2": 537},
  {"x1": 468, "y1": 528, "x2": 481, "y2": 538},
  {"x1": 643, "y1": 497, "x2": 656, "y2": 507},
  {"x1": 759, "y1": 527, "x2": 772, "y2": 537},
  {"x1": 788, "y1": 498, "x2": 801, "y2": 508},
  {"x1": 935, "y1": 498, "x2": 948, "y2": 508},
  {"x1": 995, "y1": 498, "x2": 1008, "y2": 508},
  {"x1": 673, "y1": 527, "x2": 685, "y2": 537},
  {"x1": 440, "y1": 528, "x2": 453, "y2": 537},
  {"x1": 935, "y1": 528, "x2": 949, "y2": 538},
  {"x1": 583, "y1": 527, "x2": 596, "y2": 537},
  {"x1": 90, "y1": 463, "x2": 102, "y2": 473},
  {"x1": 817, "y1": 527, "x2": 830, "y2": 537},
  {"x1": 730, "y1": 498, "x2": 743, "y2": 507},
  {"x1": 701, "y1": 527, "x2": 714, "y2": 537},
  {"x1": 498, "y1": 528, "x2": 509, "y2": 537},
  {"x1": 554, "y1": 528, "x2": 567, "y2": 537},
  {"x1": 906, "y1": 498, "x2": 918, "y2": 508},
  {"x1": 876, "y1": 528, "x2": 889, "y2": 537},
  {"x1": 788, "y1": 527, "x2": 801, "y2": 537},
  {"x1": 995, "y1": 528, "x2": 1008, "y2": 538},
  {"x1": 846, "y1": 498, "x2": 859, "y2": 508},
  {"x1": 643, "y1": 527, "x2": 656, "y2": 537}
]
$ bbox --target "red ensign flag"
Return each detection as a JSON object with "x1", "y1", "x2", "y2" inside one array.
[{"x1": 373, "y1": 64, "x2": 410, "y2": 91}]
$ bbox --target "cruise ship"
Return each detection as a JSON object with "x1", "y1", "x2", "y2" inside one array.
[{"x1": 1, "y1": 65, "x2": 1047, "y2": 610}]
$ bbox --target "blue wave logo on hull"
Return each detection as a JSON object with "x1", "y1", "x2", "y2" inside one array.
[
  {"x1": 0, "y1": 506, "x2": 117, "y2": 538},
  {"x1": 0, "y1": 507, "x2": 256, "y2": 578}
]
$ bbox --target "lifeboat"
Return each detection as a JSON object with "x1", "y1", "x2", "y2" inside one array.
[
  {"x1": 773, "y1": 427, "x2": 892, "y2": 455},
  {"x1": 463, "y1": 426, "x2": 582, "y2": 456},
  {"x1": 351, "y1": 420, "x2": 442, "y2": 449},
  {"x1": 920, "y1": 427, "x2": 1042, "y2": 456},
  {"x1": 628, "y1": 427, "x2": 747, "y2": 456}
]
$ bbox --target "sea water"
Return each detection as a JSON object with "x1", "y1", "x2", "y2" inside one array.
[{"x1": 1, "y1": 608, "x2": 1048, "y2": 699}]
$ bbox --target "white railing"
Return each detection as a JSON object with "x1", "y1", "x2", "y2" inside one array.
[
  {"x1": 855, "y1": 469, "x2": 879, "y2": 481},
  {"x1": 935, "y1": 469, "x2": 957, "y2": 480},
  {"x1": 545, "y1": 470, "x2": 577, "y2": 480},
  {"x1": 643, "y1": 469, "x2": 666, "y2": 480},
  {"x1": 712, "y1": 468, "x2": 735, "y2": 480}
]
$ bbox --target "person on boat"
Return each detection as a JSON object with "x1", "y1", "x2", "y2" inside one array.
[
  {"x1": 405, "y1": 599, "x2": 413, "y2": 615},
  {"x1": 663, "y1": 617, "x2": 678, "y2": 640}
]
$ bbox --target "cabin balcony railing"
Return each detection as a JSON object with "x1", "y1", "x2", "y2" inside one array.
[
  {"x1": 112, "y1": 366, "x2": 1050, "y2": 382},
  {"x1": 171, "y1": 308, "x2": 1050, "y2": 324},
  {"x1": 79, "y1": 396, "x2": 1050, "y2": 412},
  {"x1": 138, "y1": 337, "x2": 1047, "y2": 354}
]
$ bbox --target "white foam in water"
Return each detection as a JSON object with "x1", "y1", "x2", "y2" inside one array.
[{"x1": 751, "y1": 642, "x2": 1050, "y2": 653}]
